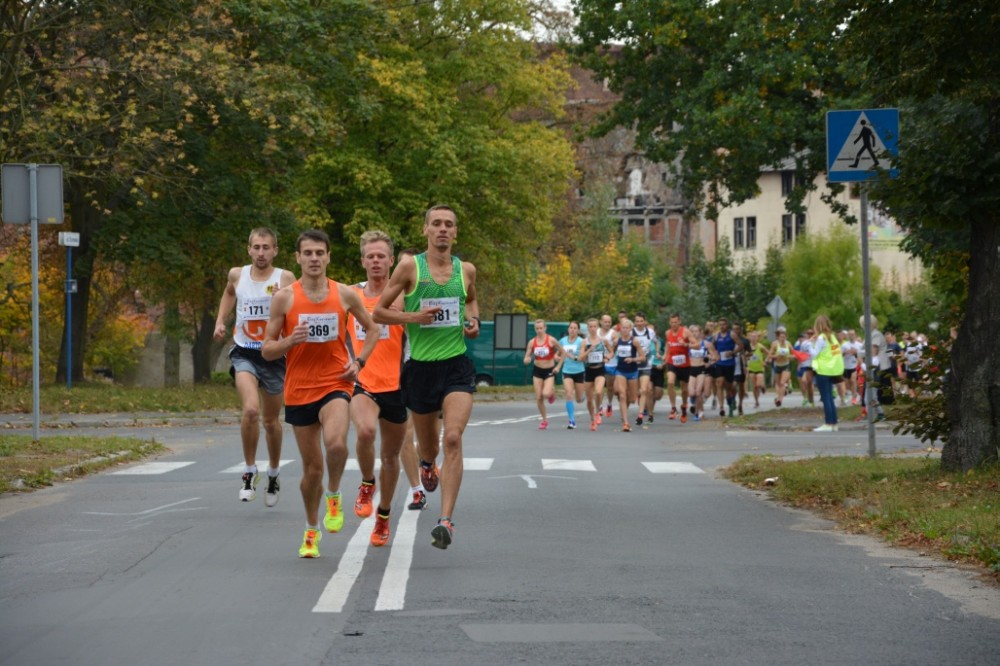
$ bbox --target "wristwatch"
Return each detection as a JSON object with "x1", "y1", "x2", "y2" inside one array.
[{"x1": 356, "y1": 357, "x2": 366, "y2": 369}]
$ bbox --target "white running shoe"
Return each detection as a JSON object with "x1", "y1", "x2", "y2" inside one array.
[
  {"x1": 239, "y1": 471, "x2": 258, "y2": 502},
  {"x1": 813, "y1": 424, "x2": 835, "y2": 432},
  {"x1": 264, "y1": 475, "x2": 280, "y2": 507}
]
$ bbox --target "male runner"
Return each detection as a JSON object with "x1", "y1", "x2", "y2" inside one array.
[
  {"x1": 262, "y1": 229, "x2": 379, "y2": 559},
  {"x1": 348, "y1": 230, "x2": 410, "y2": 547},
  {"x1": 213, "y1": 227, "x2": 295, "y2": 505},
  {"x1": 373, "y1": 205, "x2": 480, "y2": 550},
  {"x1": 664, "y1": 313, "x2": 692, "y2": 423}
]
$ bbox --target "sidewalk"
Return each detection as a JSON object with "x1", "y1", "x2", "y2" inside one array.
[{"x1": 0, "y1": 390, "x2": 894, "y2": 432}]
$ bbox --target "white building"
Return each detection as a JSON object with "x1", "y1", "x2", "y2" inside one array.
[{"x1": 715, "y1": 168, "x2": 923, "y2": 287}]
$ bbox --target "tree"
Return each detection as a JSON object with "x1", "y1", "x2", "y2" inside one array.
[{"x1": 572, "y1": 0, "x2": 1000, "y2": 469}]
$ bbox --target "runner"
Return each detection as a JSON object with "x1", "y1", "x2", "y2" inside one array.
[
  {"x1": 395, "y1": 247, "x2": 427, "y2": 512},
  {"x1": 611, "y1": 318, "x2": 645, "y2": 431},
  {"x1": 711, "y1": 317, "x2": 742, "y2": 417},
  {"x1": 373, "y1": 204, "x2": 480, "y2": 550},
  {"x1": 647, "y1": 328, "x2": 665, "y2": 423},
  {"x1": 213, "y1": 227, "x2": 295, "y2": 506},
  {"x1": 796, "y1": 329, "x2": 816, "y2": 407},
  {"x1": 600, "y1": 313, "x2": 619, "y2": 417},
  {"x1": 685, "y1": 324, "x2": 717, "y2": 421},
  {"x1": 347, "y1": 231, "x2": 410, "y2": 547},
  {"x1": 582, "y1": 318, "x2": 610, "y2": 431},
  {"x1": 842, "y1": 329, "x2": 862, "y2": 405},
  {"x1": 632, "y1": 312, "x2": 657, "y2": 425},
  {"x1": 558, "y1": 321, "x2": 587, "y2": 429},
  {"x1": 746, "y1": 330, "x2": 768, "y2": 408},
  {"x1": 664, "y1": 313, "x2": 692, "y2": 423},
  {"x1": 261, "y1": 229, "x2": 380, "y2": 558},
  {"x1": 523, "y1": 319, "x2": 565, "y2": 430},
  {"x1": 767, "y1": 327, "x2": 792, "y2": 407},
  {"x1": 731, "y1": 322, "x2": 750, "y2": 416}
]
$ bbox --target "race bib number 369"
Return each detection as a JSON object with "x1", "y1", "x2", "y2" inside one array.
[
  {"x1": 299, "y1": 313, "x2": 338, "y2": 343},
  {"x1": 420, "y1": 297, "x2": 461, "y2": 328}
]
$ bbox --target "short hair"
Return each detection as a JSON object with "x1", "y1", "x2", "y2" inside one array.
[
  {"x1": 248, "y1": 227, "x2": 277, "y2": 246},
  {"x1": 296, "y1": 229, "x2": 330, "y2": 252},
  {"x1": 635, "y1": 311, "x2": 646, "y2": 320},
  {"x1": 359, "y1": 230, "x2": 394, "y2": 256},
  {"x1": 424, "y1": 204, "x2": 456, "y2": 224},
  {"x1": 534, "y1": 318, "x2": 546, "y2": 326}
]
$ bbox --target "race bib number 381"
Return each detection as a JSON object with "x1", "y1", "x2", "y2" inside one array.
[
  {"x1": 299, "y1": 313, "x2": 338, "y2": 343},
  {"x1": 419, "y1": 297, "x2": 461, "y2": 328}
]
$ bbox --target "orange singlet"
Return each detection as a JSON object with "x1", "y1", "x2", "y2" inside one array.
[
  {"x1": 348, "y1": 285, "x2": 406, "y2": 393},
  {"x1": 282, "y1": 280, "x2": 352, "y2": 406},
  {"x1": 666, "y1": 327, "x2": 691, "y2": 368}
]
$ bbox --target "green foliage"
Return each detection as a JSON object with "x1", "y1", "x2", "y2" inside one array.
[
  {"x1": 891, "y1": 342, "x2": 952, "y2": 446},
  {"x1": 778, "y1": 224, "x2": 880, "y2": 335}
]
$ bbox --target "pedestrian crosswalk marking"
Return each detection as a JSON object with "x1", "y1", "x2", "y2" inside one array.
[
  {"x1": 542, "y1": 459, "x2": 597, "y2": 472},
  {"x1": 109, "y1": 461, "x2": 195, "y2": 475},
  {"x1": 106, "y1": 458, "x2": 701, "y2": 476},
  {"x1": 642, "y1": 462, "x2": 705, "y2": 474},
  {"x1": 220, "y1": 460, "x2": 295, "y2": 474}
]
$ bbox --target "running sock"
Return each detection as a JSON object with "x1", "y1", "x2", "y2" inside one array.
[
  {"x1": 362, "y1": 478, "x2": 376, "y2": 486},
  {"x1": 378, "y1": 507, "x2": 391, "y2": 518},
  {"x1": 268, "y1": 467, "x2": 279, "y2": 478},
  {"x1": 411, "y1": 484, "x2": 424, "y2": 494},
  {"x1": 566, "y1": 401, "x2": 575, "y2": 421},
  {"x1": 245, "y1": 464, "x2": 258, "y2": 475},
  {"x1": 325, "y1": 490, "x2": 341, "y2": 499}
]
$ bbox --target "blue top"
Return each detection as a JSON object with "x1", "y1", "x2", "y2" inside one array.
[
  {"x1": 614, "y1": 336, "x2": 641, "y2": 374},
  {"x1": 714, "y1": 331, "x2": 737, "y2": 367},
  {"x1": 560, "y1": 336, "x2": 585, "y2": 375}
]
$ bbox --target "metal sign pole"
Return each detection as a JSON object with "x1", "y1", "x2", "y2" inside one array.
[
  {"x1": 29, "y1": 164, "x2": 41, "y2": 440},
  {"x1": 66, "y1": 246, "x2": 72, "y2": 389},
  {"x1": 859, "y1": 186, "x2": 877, "y2": 457}
]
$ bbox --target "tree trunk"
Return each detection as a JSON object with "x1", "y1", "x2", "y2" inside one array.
[
  {"x1": 55, "y1": 187, "x2": 98, "y2": 384},
  {"x1": 942, "y1": 217, "x2": 1000, "y2": 470},
  {"x1": 163, "y1": 301, "x2": 180, "y2": 387},
  {"x1": 191, "y1": 307, "x2": 216, "y2": 383}
]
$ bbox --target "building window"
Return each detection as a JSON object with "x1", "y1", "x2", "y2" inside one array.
[
  {"x1": 795, "y1": 213, "x2": 806, "y2": 238},
  {"x1": 733, "y1": 217, "x2": 744, "y2": 249},
  {"x1": 781, "y1": 171, "x2": 794, "y2": 197},
  {"x1": 782, "y1": 214, "x2": 793, "y2": 245},
  {"x1": 746, "y1": 216, "x2": 757, "y2": 249}
]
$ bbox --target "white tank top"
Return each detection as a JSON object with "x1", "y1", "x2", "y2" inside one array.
[
  {"x1": 601, "y1": 329, "x2": 618, "y2": 367},
  {"x1": 234, "y1": 265, "x2": 286, "y2": 350}
]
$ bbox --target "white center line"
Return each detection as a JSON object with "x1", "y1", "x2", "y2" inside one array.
[
  {"x1": 312, "y1": 494, "x2": 379, "y2": 613},
  {"x1": 375, "y1": 508, "x2": 419, "y2": 611}
]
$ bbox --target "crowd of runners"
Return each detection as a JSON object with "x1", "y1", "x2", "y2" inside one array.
[{"x1": 525, "y1": 312, "x2": 931, "y2": 433}]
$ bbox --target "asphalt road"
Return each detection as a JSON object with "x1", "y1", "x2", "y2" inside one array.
[{"x1": 1, "y1": 399, "x2": 997, "y2": 665}]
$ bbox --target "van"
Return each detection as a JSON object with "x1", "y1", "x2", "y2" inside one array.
[{"x1": 464, "y1": 315, "x2": 570, "y2": 386}]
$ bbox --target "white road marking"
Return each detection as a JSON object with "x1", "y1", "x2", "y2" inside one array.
[
  {"x1": 109, "y1": 462, "x2": 195, "y2": 475},
  {"x1": 82, "y1": 497, "x2": 203, "y2": 516},
  {"x1": 490, "y1": 474, "x2": 577, "y2": 489},
  {"x1": 312, "y1": 493, "x2": 380, "y2": 613},
  {"x1": 464, "y1": 457, "x2": 494, "y2": 471},
  {"x1": 642, "y1": 462, "x2": 705, "y2": 474},
  {"x1": 374, "y1": 508, "x2": 419, "y2": 611},
  {"x1": 219, "y1": 459, "x2": 295, "y2": 474},
  {"x1": 542, "y1": 459, "x2": 597, "y2": 472}
]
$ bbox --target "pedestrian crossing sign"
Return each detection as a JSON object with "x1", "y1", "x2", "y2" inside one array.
[{"x1": 826, "y1": 109, "x2": 899, "y2": 182}]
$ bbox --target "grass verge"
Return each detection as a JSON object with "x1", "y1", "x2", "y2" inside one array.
[
  {"x1": 0, "y1": 384, "x2": 239, "y2": 414},
  {"x1": 723, "y1": 454, "x2": 1000, "y2": 580},
  {"x1": 0, "y1": 433, "x2": 165, "y2": 493}
]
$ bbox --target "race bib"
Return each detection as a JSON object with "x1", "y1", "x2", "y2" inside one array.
[
  {"x1": 533, "y1": 345, "x2": 551, "y2": 358},
  {"x1": 241, "y1": 296, "x2": 271, "y2": 320},
  {"x1": 354, "y1": 319, "x2": 390, "y2": 341},
  {"x1": 588, "y1": 350, "x2": 605, "y2": 364},
  {"x1": 671, "y1": 354, "x2": 687, "y2": 365},
  {"x1": 719, "y1": 350, "x2": 733, "y2": 360},
  {"x1": 617, "y1": 346, "x2": 631, "y2": 358},
  {"x1": 419, "y1": 297, "x2": 461, "y2": 328},
  {"x1": 299, "y1": 313, "x2": 338, "y2": 343},
  {"x1": 690, "y1": 348, "x2": 706, "y2": 359}
]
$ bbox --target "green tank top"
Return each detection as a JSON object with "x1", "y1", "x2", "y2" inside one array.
[
  {"x1": 747, "y1": 343, "x2": 767, "y2": 373},
  {"x1": 404, "y1": 253, "x2": 467, "y2": 361}
]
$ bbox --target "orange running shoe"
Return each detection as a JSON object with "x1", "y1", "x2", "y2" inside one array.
[
  {"x1": 680, "y1": 412, "x2": 687, "y2": 424},
  {"x1": 354, "y1": 481, "x2": 375, "y2": 518},
  {"x1": 370, "y1": 513, "x2": 391, "y2": 547},
  {"x1": 590, "y1": 420, "x2": 598, "y2": 432},
  {"x1": 420, "y1": 460, "x2": 439, "y2": 492},
  {"x1": 622, "y1": 423, "x2": 632, "y2": 432}
]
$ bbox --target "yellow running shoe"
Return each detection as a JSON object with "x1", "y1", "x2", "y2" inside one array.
[
  {"x1": 298, "y1": 528, "x2": 321, "y2": 558},
  {"x1": 370, "y1": 513, "x2": 391, "y2": 547},
  {"x1": 324, "y1": 494, "x2": 344, "y2": 533}
]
